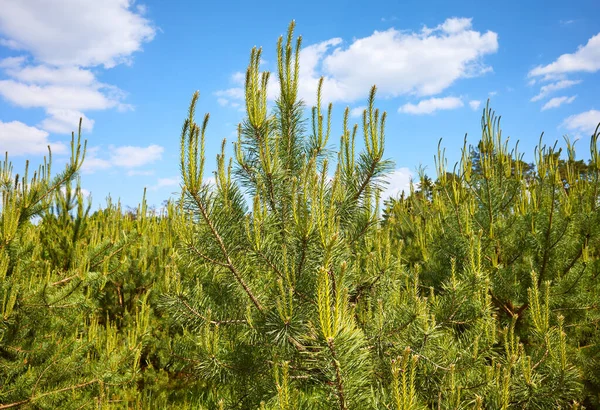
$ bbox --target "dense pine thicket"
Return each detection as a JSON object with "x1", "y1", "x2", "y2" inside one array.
[{"x1": 1, "y1": 22, "x2": 600, "y2": 409}]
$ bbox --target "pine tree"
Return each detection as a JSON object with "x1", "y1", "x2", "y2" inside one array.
[
  {"x1": 162, "y1": 23, "x2": 600, "y2": 408},
  {"x1": 0, "y1": 124, "x2": 157, "y2": 408},
  {"x1": 385, "y1": 106, "x2": 600, "y2": 407}
]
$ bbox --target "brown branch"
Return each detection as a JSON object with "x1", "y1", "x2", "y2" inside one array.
[
  {"x1": 327, "y1": 338, "x2": 347, "y2": 410},
  {"x1": 353, "y1": 156, "x2": 379, "y2": 202},
  {"x1": 0, "y1": 380, "x2": 98, "y2": 409},
  {"x1": 191, "y1": 191, "x2": 264, "y2": 312},
  {"x1": 51, "y1": 239, "x2": 130, "y2": 287},
  {"x1": 185, "y1": 242, "x2": 229, "y2": 268},
  {"x1": 179, "y1": 297, "x2": 246, "y2": 325},
  {"x1": 255, "y1": 249, "x2": 313, "y2": 305},
  {"x1": 296, "y1": 236, "x2": 308, "y2": 279}
]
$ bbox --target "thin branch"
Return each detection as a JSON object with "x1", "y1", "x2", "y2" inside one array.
[
  {"x1": 191, "y1": 190, "x2": 264, "y2": 312},
  {"x1": 327, "y1": 338, "x2": 347, "y2": 410},
  {"x1": 0, "y1": 380, "x2": 98, "y2": 409}
]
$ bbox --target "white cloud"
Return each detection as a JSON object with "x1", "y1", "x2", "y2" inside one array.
[
  {"x1": 381, "y1": 168, "x2": 412, "y2": 199},
  {"x1": 231, "y1": 71, "x2": 245, "y2": 85},
  {"x1": 214, "y1": 87, "x2": 244, "y2": 101},
  {"x1": 110, "y1": 145, "x2": 163, "y2": 168},
  {"x1": 528, "y1": 33, "x2": 598, "y2": 108},
  {"x1": 0, "y1": 38, "x2": 21, "y2": 49},
  {"x1": 529, "y1": 33, "x2": 600, "y2": 78},
  {"x1": 80, "y1": 147, "x2": 111, "y2": 172},
  {"x1": 39, "y1": 108, "x2": 95, "y2": 134},
  {"x1": 399, "y1": 96, "x2": 463, "y2": 115},
  {"x1": 292, "y1": 38, "x2": 343, "y2": 103},
  {"x1": 0, "y1": 79, "x2": 128, "y2": 110},
  {"x1": 81, "y1": 144, "x2": 164, "y2": 173},
  {"x1": 0, "y1": 56, "x2": 26, "y2": 68},
  {"x1": 217, "y1": 17, "x2": 498, "y2": 107},
  {"x1": 0, "y1": 66, "x2": 131, "y2": 135},
  {"x1": 541, "y1": 95, "x2": 576, "y2": 111},
  {"x1": 321, "y1": 19, "x2": 496, "y2": 100},
  {"x1": 440, "y1": 17, "x2": 473, "y2": 34},
  {"x1": 488, "y1": 91, "x2": 497, "y2": 97},
  {"x1": 0, "y1": 1, "x2": 155, "y2": 136},
  {"x1": 531, "y1": 79, "x2": 581, "y2": 102},
  {"x1": 350, "y1": 106, "x2": 366, "y2": 117},
  {"x1": 5, "y1": 64, "x2": 96, "y2": 85},
  {"x1": 203, "y1": 176, "x2": 216, "y2": 186},
  {"x1": 0, "y1": 120, "x2": 66, "y2": 156},
  {"x1": 214, "y1": 87, "x2": 245, "y2": 109},
  {"x1": 0, "y1": 0, "x2": 155, "y2": 68},
  {"x1": 561, "y1": 110, "x2": 600, "y2": 137},
  {"x1": 469, "y1": 100, "x2": 481, "y2": 110},
  {"x1": 150, "y1": 177, "x2": 179, "y2": 191}
]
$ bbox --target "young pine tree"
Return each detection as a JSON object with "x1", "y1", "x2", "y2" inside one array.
[{"x1": 161, "y1": 22, "x2": 598, "y2": 408}]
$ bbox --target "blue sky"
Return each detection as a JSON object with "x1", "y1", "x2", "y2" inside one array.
[{"x1": 1, "y1": 0, "x2": 599, "y2": 208}]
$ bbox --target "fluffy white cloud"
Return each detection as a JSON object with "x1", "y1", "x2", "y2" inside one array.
[
  {"x1": 4, "y1": 63, "x2": 96, "y2": 85},
  {"x1": 81, "y1": 144, "x2": 164, "y2": 173},
  {"x1": 529, "y1": 33, "x2": 598, "y2": 106},
  {"x1": 381, "y1": 168, "x2": 413, "y2": 199},
  {"x1": 350, "y1": 106, "x2": 366, "y2": 118},
  {"x1": 0, "y1": 55, "x2": 26, "y2": 68},
  {"x1": 439, "y1": 17, "x2": 474, "y2": 34},
  {"x1": 40, "y1": 108, "x2": 95, "y2": 134},
  {"x1": 0, "y1": 38, "x2": 20, "y2": 49},
  {"x1": 469, "y1": 100, "x2": 481, "y2": 110},
  {"x1": 213, "y1": 86, "x2": 245, "y2": 109},
  {"x1": 541, "y1": 95, "x2": 576, "y2": 111},
  {"x1": 0, "y1": 78, "x2": 129, "y2": 134},
  {"x1": 214, "y1": 87, "x2": 244, "y2": 101},
  {"x1": 529, "y1": 33, "x2": 600, "y2": 78},
  {"x1": 0, "y1": 80, "x2": 121, "y2": 110},
  {"x1": 399, "y1": 96, "x2": 463, "y2": 115},
  {"x1": 291, "y1": 38, "x2": 344, "y2": 103},
  {"x1": 0, "y1": 1, "x2": 155, "y2": 138},
  {"x1": 231, "y1": 71, "x2": 245, "y2": 85},
  {"x1": 0, "y1": 120, "x2": 66, "y2": 156},
  {"x1": 217, "y1": 17, "x2": 497, "y2": 107},
  {"x1": 80, "y1": 147, "x2": 111, "y2": 172},
  {"x1": 0, "y1": 0, "x2": 155, "y2": 68},
  {"x1": 530, "y1": 79, "x2": 581, "y2": 102},
  {"x1": 561, "y1": 110, "x2": 600, "y2": 136},
  {"x1": 150, "y1": 177, "x2": 180, "y2": 191},
  {"x1": 318, "y1": 18, "x2": 497, "y2": 102},
  {"x1": 110, "y1": 145, "x2": 163, "y2": 168}
]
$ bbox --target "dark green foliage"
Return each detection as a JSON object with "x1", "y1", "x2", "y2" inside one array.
[{"x1": 1, "y1": 22, "x2": 599, "y2": 409}]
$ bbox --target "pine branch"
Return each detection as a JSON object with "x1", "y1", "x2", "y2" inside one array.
[
  {"x1": 0, "y1": 379, "x2": 98, "y2": 409},
  {"x1": 190, "y1": 190, "x2": 264, "y2": 312}
]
